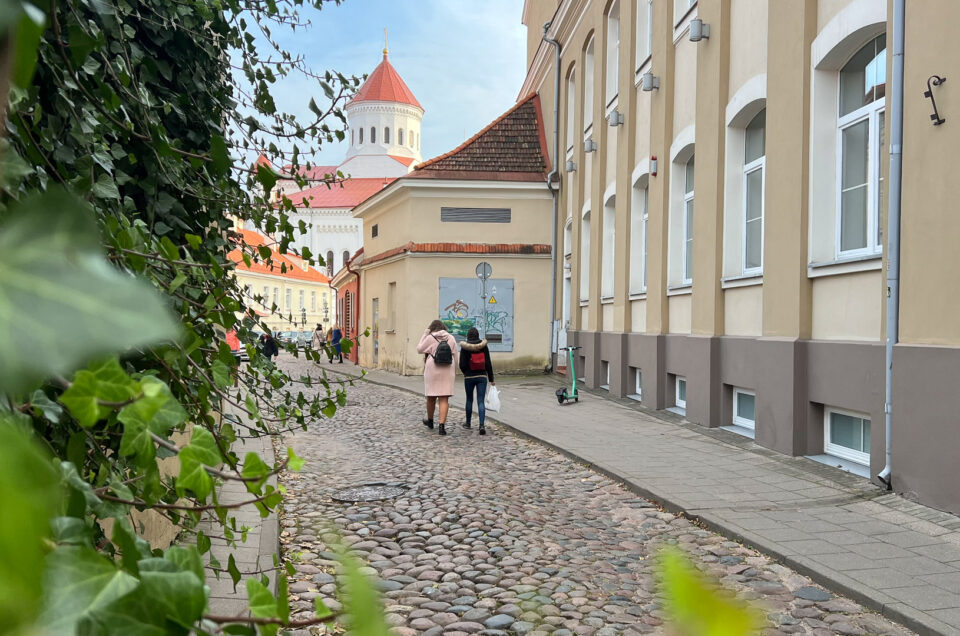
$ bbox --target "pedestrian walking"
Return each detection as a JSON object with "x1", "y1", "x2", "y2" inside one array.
[
  {"x1": 311, "y1": 323, "x2": 325, "y2": 350},
  {"x1": 458, "y1": 327, "x2": 494, "y2": 435},
  {"x1": 417, "y1": 319, "x2": 458, "y2": 436},
  {"x1": 331, "y1": 323, "x2": 344, "y2": 363},
  {"x1": 259, "y1": 332, "x2": 279, "y2": 361},
  {"x1": 325, "y1": 326, "x2": 335, "y2": 362}
]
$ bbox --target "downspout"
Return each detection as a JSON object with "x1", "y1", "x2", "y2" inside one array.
[
  {"x1": 543, "y1": 21, "x2": 562, "y2": 373},
  {"x1": 345, "y1": 258, "x2": 360, "y2": 364},
  {"x1": 878, "y1": 0, "x2": 904, "y2": 490}
]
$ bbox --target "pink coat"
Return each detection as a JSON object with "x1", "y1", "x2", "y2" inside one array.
[{"x1": 417, "y1": 329, "x2": 458, "y2": 397}]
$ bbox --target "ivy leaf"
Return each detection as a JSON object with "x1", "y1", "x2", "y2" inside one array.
[
  {"x1": 286, "y1": 447, "x2": 305, "y2": 472},
  {"x1": 0, "y1": 420, "x2": 60, "y2": 632},
  {"x1": 164, "y1": 545, "x2": 204, "y2": 586},
  {"x1": 227, "y1": 554, "x2": 241, "y2": 592},
  {"x1": 138, "y1": 569, "x2": 206, "y2": 629},
  {"x1": 11, "y1": 2, "x2": 46, "y2": 88},
  {"x1": 276, "y1": 573, "x2": 290, "y2": 623},
  {"x1": 176, "y1": 427, "x2": 221, "y2": 499},
  {"x1": 210, "y1": 134, "x2": 230, "y2": 176},
  {"x1": 211, "y1": 359, "x2": 231, "y2": 388},
  {"x1": 246, "y1": 578, "x2": 277, "y2": 618},
  {"x1": 185, "y1": 234, "x2": 202, "y2": 250},
  {"x1": 119, "y1": 376, "x2": 187, "y2": 464},
  {"x1": 30, "y1": 389, "x2": 64, "y2": 422},
  {"x1": 38, "y1": 546, "x2": 140, "y2": 633},
  {"x1": 255, "y1": 162, "x2": 278, "y2": 193},
  {"x1": 0, "y1": 189, "x2": 179, "y2": 395},
  {"x1": 657, "y1": 548, "x2": 764, "y2": 636},
  {"x1": 60, "y1": 358, "x2": 138, "y2": 428},
  {"x1": 92, "y1": 174, "x2": 121, "y2": 200},
  {"x1": 241, "y1": 451, "x2": 270, "y2": 492}
]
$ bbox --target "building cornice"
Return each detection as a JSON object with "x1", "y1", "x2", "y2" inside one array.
[{"x1": 518, "y1": 0, "x2": 587, "y2": 99}]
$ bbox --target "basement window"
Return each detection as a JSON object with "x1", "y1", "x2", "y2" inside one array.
[{"x1": 824, "y1": 408, "x2": 870, "y2": 466}]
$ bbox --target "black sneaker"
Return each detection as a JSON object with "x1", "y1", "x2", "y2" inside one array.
[
  {"x1": 422, "y1": 418, "x2": 434, "y2": 429},
  {"x1": 438, "y1": 423, "x2": 447, "y2": 436},
  {"x1": 462, "y1": 421, "x2": 471, "y2": 429},
  {"x1": 478, "y1": 425, "x2": 486, "y2": 436}
]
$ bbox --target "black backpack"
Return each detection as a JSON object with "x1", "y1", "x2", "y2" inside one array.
[{"x1": 432, "y1": 334, "x2": 453, "y2": 365}]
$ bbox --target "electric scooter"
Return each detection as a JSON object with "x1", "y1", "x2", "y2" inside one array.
[{"x1": 556, "y1": 345, "x2": 582, "y2": 404}]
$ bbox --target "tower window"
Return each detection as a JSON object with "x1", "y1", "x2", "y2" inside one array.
[
  {"x1": 384, "y1": 127, "x2": 390, "y2": 144},
  {"x1": 370, "y1": 126, "x2": 376, "y2": 144},
  {"x1": 359, "y1": 128, "x2": 363, "y2": 144},
  {"x1": 398, "y1": 128, "x2": 404, "y2": 145},
  {"x1": 351, "y1": 129, "x2": 355, "y2": 145}
]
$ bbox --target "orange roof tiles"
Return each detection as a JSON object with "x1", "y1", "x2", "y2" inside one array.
[
  {"x1": 228, "y1": 229, "x2": 331, "y2": 284},
  {"x1": 362, "y1": 242, "x2": 551, "y2": 267},
  {"x1": 283, "y1": 177, "x2": 395, "y2": 208},
  {"x1": 349, "y1": 53, "x2": 422, "y2": 110},
  {"x1": 410, "y1": 94, "x2": 549, "y2": 181}
]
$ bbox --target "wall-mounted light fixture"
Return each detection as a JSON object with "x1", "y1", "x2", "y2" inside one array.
[
  {"x1": 650, "y1": 155, "x2": 658, "y2": 177},
  {"x1": 565, "y1": 159, "x2": 578, "y2": 172},
  {"x1": 924, "y1": 75, "x2": 947, "y2": 125},
  {"x1": 689, "y1": 18, "x2": 710, "y2": 42},
  {"x1": 584, "y1": 138, "x2": 598, "y2": 153},
  {"x1": 607, "y1": 109, "x2": 624, "y2": 126},
  {"x1": 641, "y1": 72, "x2": 660, "y2": 92}
]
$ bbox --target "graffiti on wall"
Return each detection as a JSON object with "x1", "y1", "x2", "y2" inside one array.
[{"x1": 438, "y1": 278, "x2": 514, "y2": 352}]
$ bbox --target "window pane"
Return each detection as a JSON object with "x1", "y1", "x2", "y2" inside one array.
[
  {"x1": 744, "y1": 110, "x2": 766, "y2": 163},
  {"x1": 678, "y1": 378, "x2": 686, "y2": 402},
  {"x1": 685, "y1": 158, "x2": 695, "y2": 194},
  {"x1": 878, "y1": 111, "x2": 886, "y2": 246},
  {"x1": 840, "y1": 36, "x2": 886, "y2": 116},
  {"x1": 842, "y1": 120, "x2": 869, "y2": 188},
  {"x1": 830, "y1": 413, "x2": 867, "y2": 452},
  {"x1": 736, "y1": 392, "x2": 755, "y2": 422},
  {"x1": 745, "y1": 168, "x2": 763, "y2": 269},
  {"x1": 684, "y1": 199, "x2": 694, "y2": 280},
  {"x1": 863, "y1": 419, "x2": 871, "y2": 451},
  {"x1": 642, "y1": 215, "x2": 648, "y2": 288},
  {"x1": 841, "y1": 186, "x2": 868, "y2": 251}
]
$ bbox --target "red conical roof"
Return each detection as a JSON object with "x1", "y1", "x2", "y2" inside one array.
[{"x1": 349, "y1": 53, "x2": 422, "y2": 110}]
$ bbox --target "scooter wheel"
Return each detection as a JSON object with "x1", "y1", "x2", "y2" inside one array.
[
  {"x1": 574, "y1": 397, "x2": 579, "y2": 403},
  {"x1": 557, "y1": 394, "x2": 565, "y2": 404}
]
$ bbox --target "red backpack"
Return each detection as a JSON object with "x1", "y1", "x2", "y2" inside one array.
[{"x1": 468, "y1": 351, "x2": 486, "y2": 371}]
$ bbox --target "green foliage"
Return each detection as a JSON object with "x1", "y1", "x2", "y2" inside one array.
[
  {"x1": 657, "y1": 548, "x2": 764, "y2": 636},
  {"x1": 0, "y1": 0, "x2": 370, "y2": 633}
]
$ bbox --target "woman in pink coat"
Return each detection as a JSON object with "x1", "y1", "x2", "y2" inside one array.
[{"x1": 417, "y1": 319, "x2": 458, "y2": 436}]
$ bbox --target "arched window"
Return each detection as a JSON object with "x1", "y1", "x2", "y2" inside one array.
[
  {"x1": 605, "y1": 1, "x2": 620, "y2": 106},
  {"x1": 359, "y1": 128, "x2": 363, "y2": 144},
  {"x1": 683, "y1": 157, "x2": 695, "y2": 284},
  {"x1": 630, "y1": 177, "x2": 649, "y2": 294},
  {"x1": 580, "y1": 208, "x2": 591, "y2": 301},
  {"x1": 601, "y1": 189, "x2": 616, "y2": 299},
  {"x1": 384, "y1": 127, "x2": 390, "y2": 144},
  {"x1": 326, "y1": 250, "x2": 334, "y2": 276},
  {"x1": 370, "y1": 126, "x2": 376, "y2": 144},
  {"x1": 398, "y1": 128, "x2": 404, "y2": 145},
  {"x1": 565, "y1": 68, "x2": 576, "y2": 152},
  {"x1": 410, "y1": 131, "x2": 415, "y2": 148},
  {"x1": 636, "y1": 0, "x2": 653, "y2": 67},
  {"x1": 838, "y1": 34, "x2": 886, "y2": 255},
  {"x1": 584, "y1": 38, "x2": 595, "y2": 131},
  {"x1": 342, "y1": 250, "x2": 350, "y2": 267},
  {"x1": 351, "y1": 129, "x2": 355, "y2": 145},
  {"x1": 743, "y1": 110, "x2": 766, "y2": 273}
]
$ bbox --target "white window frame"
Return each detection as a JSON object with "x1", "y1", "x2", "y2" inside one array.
[
  {"x1": 634, "y1": 368, "x2": 642, "y2": 399},
  {"x1": 835, "y1": 102, "x2": 884, "y2": 258},
  {"x1": 398, "y1": 128, "x2": 404, "y2": 146},
  {"x1": 675, "y1": 376, "x2": 687, "y2": 409},
  {"x1": 584, "y1": 38, "x2": 595, "y2": 134},
  {"x1": 601, "y1": 360, "x2": 610, "y2": 390},
  {"x1": 630, "y1": 181, "x2": 648, "y2": 295},
  {"x1": 566, "y1": 69, "x2": 576, "y2": 153},
  {"x1": 635, "y1": 0, "x2": 653, "y2": 70},
  {"x1": 311, "y1": 291, "x2": 316, "y2": 311},
  {"x1": 742, "y1": 154, "x2": 765, "y2": 276},
  {"x1": 824, "y1": 408, "x2": 871, "y2": 465},
  {"x1": 384, "y1": 127, "x2": 390, "y2": 144},
  {"x1": 299, "y1": 289, "x2": 305, "y2": 310},
  {"x1": 580, "y1": 207, "x2": 592, "y2": 302},
  {"x1": 263, "y1": 285, "x2": 269, "y2": 307},
  {"x1": 601, "y1": 192, "x2": 616, "y2": 301},
  {"x1": 682, "y1": 160, "x2": 695, "y2": 284},
  {"x1": 605, "y1": 1, "x2": 620, "y2": 108},
  {"x1": 732, "y1": 388, "x2": 756, "y2": 430},
  {"x1": 674, "y1": 0, "x2": 697, "y2": 26}
]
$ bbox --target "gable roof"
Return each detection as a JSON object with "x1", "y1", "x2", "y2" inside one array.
[
  {"x1": 283, "y1": 177, "x2": 395, "y2": 208},
  {"x1": 408, "y1": 93, "x2": 549, "y2": 181},
  {"x1": 348, "y1": 53, "x2": 422, "y2": 110}
]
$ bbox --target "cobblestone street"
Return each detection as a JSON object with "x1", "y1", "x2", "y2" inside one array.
[{"x1": 277, "y1": 360, "x2": 912, "y2": 636}]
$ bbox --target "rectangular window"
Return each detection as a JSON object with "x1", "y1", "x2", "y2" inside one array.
[
  {"x1": 311, "y1": 291, "x2": 316, "y2": 311},
  {"x1": 605, "y1": 2, "x2": 620, "y2": 106},
  {"x1": 580, "y1": 211, "x2": 591, "y2": 301},
  {"x1": 674, "y1": 0, "x2": 697, "y2": 25},
  {"x1": 372, "y1": 224, "x2": 378, "y2": 238},
  {"x1": 683, "y1": 159, "x2": 695, "y2": 284},
  {"x1": 732, "y1": 389, "x2": 756, "y2": 430},
  {"x1": 584, "y1": 39, "x2": 595, "y2": 132},
  {"x1": 566, "y1": 71, "x2": 576, "y2": 152},
  {"x1": 263, "y1": 285, "x2": 269, "y2": 307},
  {"x1": 285, "y1": 289, "x2": 292, "y2": 310},
  {"x1": 630, "y1": 185, "x2": 648, "y2": 294},
  {"x1": 600, "y1": 361, "x2": 610, "y2": 390},
  {"x1": 299, "y1": 290, "x2": 305, "y2": 309},
  {"x1": 629, "y1": 368, "x2": 642, "y2": 401},
  {"x1": 272, "y1": 287, "x2": 279, "y2": 308},
  {"x1": 744, "y1": 167, "x2": 764, "y2": 271},
  {"x1": 825, "y1": 409, "x2": 871, "y2": 465},
  {"x1": 839, "y1": 119, "x2": 869, "y2": 253},
  {"x1": 440, "y1": 207, "x2": 511, "y2": 223},
  {"x1": 636, "y1": 0, "x2": 653, "y2": 68},
  {"x1": 676, "y1": 376, "x2": 687, "y2": 409}
]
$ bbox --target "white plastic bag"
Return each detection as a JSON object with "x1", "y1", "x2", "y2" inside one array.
[{"x1": 484, "y1": 385, "x2": 501, "y2": 412}]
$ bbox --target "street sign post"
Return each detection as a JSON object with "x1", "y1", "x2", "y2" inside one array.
[{"x1": 475, "y1": 262, "x2": 493, "y2": 336}]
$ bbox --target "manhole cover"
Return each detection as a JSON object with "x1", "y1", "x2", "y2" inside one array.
[{"x1": 330, "y1": 482, "x2": 408, "y2": 502}]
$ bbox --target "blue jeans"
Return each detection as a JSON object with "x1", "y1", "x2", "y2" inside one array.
[{"x1": 464, "y1": 376, "x2": 488, "y2": 426}]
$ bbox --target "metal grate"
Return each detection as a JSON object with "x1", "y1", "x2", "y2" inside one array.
[{"x1": 441, "y1": 207, "x2": 511, "y2": 223}]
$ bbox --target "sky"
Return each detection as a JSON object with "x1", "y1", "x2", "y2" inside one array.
[{"x1": 261, "y1": 0, "x2": 530, "y2": 167}]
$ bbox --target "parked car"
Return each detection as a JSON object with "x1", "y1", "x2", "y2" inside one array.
[{"x1": 297, "y1": 331, "x2": 313, "y2": 348}]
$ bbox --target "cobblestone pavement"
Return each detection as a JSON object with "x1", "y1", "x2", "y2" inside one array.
[{"x1": 276, "y1": 360, "x2": 913, "y2": 636}]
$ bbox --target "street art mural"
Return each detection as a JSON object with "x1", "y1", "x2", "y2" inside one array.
[{"x1": 438, "y1": 278, "x2": 514, "y2": 352}]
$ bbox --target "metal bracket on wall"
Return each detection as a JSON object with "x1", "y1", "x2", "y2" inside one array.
[{"x1": 924, "y1": 75, "x2": 947, "y2": 126}]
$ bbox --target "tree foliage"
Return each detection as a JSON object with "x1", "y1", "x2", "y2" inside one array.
[{"x1": 0, "y1": 0, "x2": 377, "y2": 634}]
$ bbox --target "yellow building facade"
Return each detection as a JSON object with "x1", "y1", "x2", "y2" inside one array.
[{"x1": 522, "y1": 0, "x2": 960, "y2": 513}]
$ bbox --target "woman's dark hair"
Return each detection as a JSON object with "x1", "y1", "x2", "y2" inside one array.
[
  {"x1": 466, "y1": 327, "x2": 479, "y2": 340},
  {"x1": 427, "y1": 319, "x2": 446, "y2": 333}
]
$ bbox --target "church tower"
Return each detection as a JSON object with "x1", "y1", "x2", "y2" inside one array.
[{"x1": 341, "y1": 43, "x2": 424, "y2": 178}]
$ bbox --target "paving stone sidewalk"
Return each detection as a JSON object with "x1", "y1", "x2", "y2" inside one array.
[{"x1": 302, "y1": 358, "x2": 960, "y2": 636}]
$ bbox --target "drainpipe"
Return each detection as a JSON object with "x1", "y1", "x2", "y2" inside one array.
[
  {"x1": 543, "y1": 21, "x2": 562, "y2": 373},
  {"x1": 878, "y1": 0, "x2": 904, "y2": 490},
  {"x1": 345, "y1": 257, "x2": 360, "y2": 364}
]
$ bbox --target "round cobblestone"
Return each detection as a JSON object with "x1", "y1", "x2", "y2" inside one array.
[{"x1": 276, "y1": 361, "x2": 914, "y2": 635}]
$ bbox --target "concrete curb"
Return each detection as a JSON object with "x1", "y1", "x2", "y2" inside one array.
[{"x1": 320, "y1": 365, "x2": 946, "y2": 635}]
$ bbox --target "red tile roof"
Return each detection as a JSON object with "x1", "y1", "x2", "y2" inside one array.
[
  {"x1": 389, "y1": 155, "x2": 416, "y2": 167},
  {"x1": 349, "y1": 53, "x2": 422, "y2": 110},
  {"x1": 362, "y1": 242, "x2": 552, "y2": 267},
  {"x1": 409, "y1": 94, "x2": 549, "y2": 181},
  {"x1": 283, "y1": 177, "x2": 395, "y2": 208},
  {"x1": 280, "y1": 164, "x2": 340, "y2": 180},
  {"x1": 228, "y1": 230, "x2": 331, "y2": 283}
]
